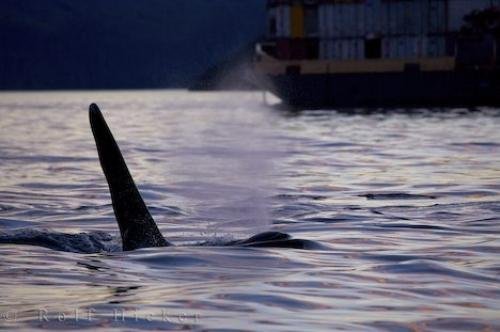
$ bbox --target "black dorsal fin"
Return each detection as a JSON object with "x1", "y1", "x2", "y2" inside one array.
[{"x1": 89, "y1": 103, "x2": 169, "y2": 251}]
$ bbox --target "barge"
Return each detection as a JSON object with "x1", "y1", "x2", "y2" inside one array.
[{"x1": 255, "y1": 0, "x2": 500, "y2": 108}]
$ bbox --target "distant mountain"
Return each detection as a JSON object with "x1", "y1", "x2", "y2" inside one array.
[{"x1": 0, "y1": 0, "x2": 266, "y2": 90}]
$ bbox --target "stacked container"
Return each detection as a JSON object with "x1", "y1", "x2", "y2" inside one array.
[
  {"x1": 317, "y1": 0, "x2": 365, "y2": 59},
  {"x1": 267, "y1": 0, "x2": 500, "y2": 60},
  {"x1": 268, "y1": 0, "x2": 315, "y2": 59},
  {"x1": 268, "y1": 0, "x2": 291, "y2": 38}
]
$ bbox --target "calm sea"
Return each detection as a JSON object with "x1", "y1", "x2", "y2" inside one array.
[{"x1": 0, "y1": 91, "x2": 499, "y2": 331}]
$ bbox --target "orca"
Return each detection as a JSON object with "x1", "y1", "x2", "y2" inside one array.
[{"x1": 89, "y1": 103, "x2": 314, "y2": 251}]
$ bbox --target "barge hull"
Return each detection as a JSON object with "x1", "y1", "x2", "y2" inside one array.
[{"x1": 268, "y1": 69, "x2": 500, "y2": 108}]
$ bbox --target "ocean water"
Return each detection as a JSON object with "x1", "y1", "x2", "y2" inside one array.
[{"x1": 0, "y1": 90, "x2": 499, "y2": 331}]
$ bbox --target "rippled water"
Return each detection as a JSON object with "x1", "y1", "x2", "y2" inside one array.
[{"x1": 0, "y1": 91, "x2": 499, "y2": 331}]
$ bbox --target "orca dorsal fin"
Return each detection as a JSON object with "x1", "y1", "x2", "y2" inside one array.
[{"x1": 89, "y1": 103, "x2": 169, "y2": 251}]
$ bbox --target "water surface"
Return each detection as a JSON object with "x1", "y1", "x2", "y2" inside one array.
[{"x1": 0, "y1": 91, "x2": 499, "y2": 331}]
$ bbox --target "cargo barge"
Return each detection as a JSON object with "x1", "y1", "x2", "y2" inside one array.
[{"x1": 255, "y1": 0, "x2": 500, "y2": 108}]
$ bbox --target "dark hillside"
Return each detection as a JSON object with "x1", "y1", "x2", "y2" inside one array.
[{"x1": 0, "y1": 0, "x2": 266, "y2": 89}]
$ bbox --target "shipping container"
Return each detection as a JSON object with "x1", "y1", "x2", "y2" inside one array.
[
  {"x1": 405, "y1": 1, "x2": 422, "y2": 35},
  {"x1": 275, "y1": 37, "x2": 319, "y2": 60},
  {"x1": 268, "y1": 6, "x2": 278, "y2": 37},
  {"x1": 381, "y1": 35, "x2": 449, "y2": 59},
  {"x1": 275, "y1": 38, "x2": 291, "y2": 59},
  {"x1": 318, "y1": 4, "x2": 327, "y2": 39},
  {"x1": 356, "y1": 38, "x2": 365, "y2": 59},
  {"x1": 325, "y1": 40, "x2": 335, "y2": 59},
  {"x1": 427, "y1": 35, "x2": 447, "y2": 57},
  {"x1": 318, "y1": 38, "x2": 364, "y2": 60},
  {"x1": 380, "y1": 1, "x2": 389, "y2": 35},
  {"x1": 319, "y1": 39, "x2": 327, "y2": 59},
  {"x1": 291, "y1": 2, "x2": 305, "y2": 38},
  {"x1": 304, "y1": 4, "x2": 319, "y2": 37},
  {"x1": 332, "y1": 5, "x2": 340, "y2": 38},
  {"x1": 428, "y1": 0, "x2": 447, "y2": 34},
  {"x1": 275, "y1": 4, "x2": 291, "y2": 38},
  {"x1": 322, "y1": 39, "x2": 337, "y2": 60},
  {"x1": 324, "y1": 4, "x2": 332, "y2": 38},
  {"x1": 364, "y1": 0, "x2": 379, "y2": 35}
]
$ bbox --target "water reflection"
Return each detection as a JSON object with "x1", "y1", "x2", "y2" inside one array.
[{"x1": 0, "y1": 91, "x2": 499, "y2": 331}]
